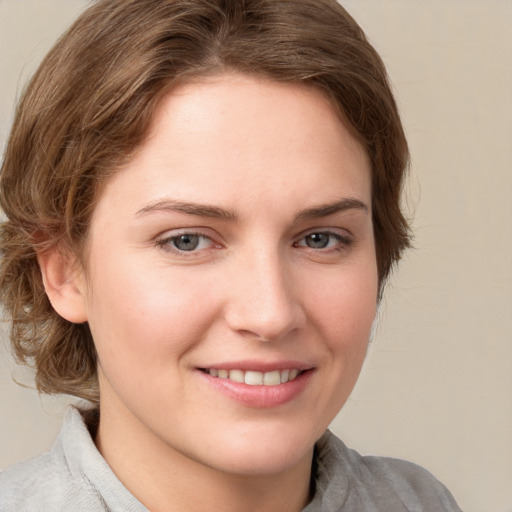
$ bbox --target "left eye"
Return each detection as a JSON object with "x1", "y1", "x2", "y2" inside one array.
[
  {"x1": 296, "y1": 232, "x2": 349, "y2": 249},
  {"x1": 158, "y1": 233, "x2": 214, "y2": 252}
]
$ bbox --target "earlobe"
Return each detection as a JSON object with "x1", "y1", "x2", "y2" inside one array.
[{"x1": 37, "y1": 247, "x2": 88, "y2": 324}]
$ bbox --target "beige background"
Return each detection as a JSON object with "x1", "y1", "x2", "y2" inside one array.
[{"x1": 1, "y1": 1, "x2": 511, "y2": 511}]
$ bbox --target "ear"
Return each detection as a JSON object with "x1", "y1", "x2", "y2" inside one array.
[{"x1": 37, "y1": 246, "x2": 88, "y2": 324}]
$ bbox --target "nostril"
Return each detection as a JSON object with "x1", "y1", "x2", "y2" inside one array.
[{"x1": 223, "y1": 259, "x2": 306, "y2": 340}]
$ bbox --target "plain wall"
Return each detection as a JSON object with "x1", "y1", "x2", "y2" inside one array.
[{"x1": 1, "y1": 2, "x2": 511, "y2": 512}]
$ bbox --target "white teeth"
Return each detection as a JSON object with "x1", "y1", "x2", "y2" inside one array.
[
  {"x1": 289, "y1": 369, "x2": 299, "y2": 381},
  {"x1": 207, "y1": 368, "x2": 303, "y2": 385},
  {"x1": 263, "y1": 370, "x2": 281, "y2": 386},
  {"x1": 229, "y1": 369, "x2": 245, "y2": 383},
  {"x1": 245, "y1": 371, "x2": 263, "y2": 385}
]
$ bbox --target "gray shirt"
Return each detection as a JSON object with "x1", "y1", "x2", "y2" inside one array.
[{"x1": 0, "y1": 407, "x2": 462, "y2": 511}]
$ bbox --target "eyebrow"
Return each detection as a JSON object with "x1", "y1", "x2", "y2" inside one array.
[
  {"x1": 295, "y1": 198, "x2": 369, "y2": 221},
  {"x1": 136, "y1": 199, "x2": 237, "y2": 221},
  {"x1": 135, "y1": 197, "x2": 368, "y2": 222}
]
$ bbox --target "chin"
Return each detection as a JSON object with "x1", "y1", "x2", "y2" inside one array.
[{"x1": 194, "y1": 422, "x2": 320, "y2": 476}]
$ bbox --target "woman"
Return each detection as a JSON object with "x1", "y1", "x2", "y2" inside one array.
[{"x1": 0, "y1": 0, "x2": 462, "y2": 510}]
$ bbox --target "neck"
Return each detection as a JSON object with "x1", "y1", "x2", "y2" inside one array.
[{"x1": 94, "y1": 402, "x2": 313, "y2": 512}]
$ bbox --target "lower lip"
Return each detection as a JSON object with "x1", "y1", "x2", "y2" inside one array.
[{"x1": 197, "y1": 370, "x2": 313, "y2": 408}]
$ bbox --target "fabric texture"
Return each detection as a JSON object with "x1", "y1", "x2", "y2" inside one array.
[{"x1": 0, "y1": 407, "x2": 462, "y2": 511}]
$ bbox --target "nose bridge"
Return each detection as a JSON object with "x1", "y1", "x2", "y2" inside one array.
[{"x1": 225, "y1": 243, "x2": 304, "y2": 341}]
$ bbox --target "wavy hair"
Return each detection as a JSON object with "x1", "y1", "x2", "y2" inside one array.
[{"x1": 0, "y1": 0, "x2": 410, "y2": 403}]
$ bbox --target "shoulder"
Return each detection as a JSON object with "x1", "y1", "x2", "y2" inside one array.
[
  {"x1": 0, "y1": 409, "x2": 107, "y2": 512},
  {"x1": 0, "y1": 452, "x2": 99, "y2": 512},
  {"x1": 310, "y1": 431, "x2": 462, "y2": 512},
  {"x1": 356, "y1": 453, "x2": 461, "y2": 508}
]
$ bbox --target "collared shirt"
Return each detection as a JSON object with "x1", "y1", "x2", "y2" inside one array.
[{"x1": 0, "y1": 407, "x2": 462, "y2": 511}]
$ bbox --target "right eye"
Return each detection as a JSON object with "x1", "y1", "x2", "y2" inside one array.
[
  {"x1": 156, "y1": 231, "x2": 218, "y2": 254},
  {"x1": 171, "y1": 234, "x2": 205, "y2": 251}
]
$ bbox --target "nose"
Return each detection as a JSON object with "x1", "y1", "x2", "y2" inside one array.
[{"x1": 224, "y1": 248, "x2": 306, "y2": 342}]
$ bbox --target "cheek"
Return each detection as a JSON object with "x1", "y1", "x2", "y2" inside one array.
[
  {"x1": 84, "y1": 257, "x2": 220, "y2": 374},
  {"x1": 307, "y1": 263, "x2": 378, "y2": 343},
  {"x1": 299, "y1": 264, "x2": 377, "y2": 431}
]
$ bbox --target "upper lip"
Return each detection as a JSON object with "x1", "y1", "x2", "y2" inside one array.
[{"x1": 197, "y1": 360, "x2": 316, "y2": 372}]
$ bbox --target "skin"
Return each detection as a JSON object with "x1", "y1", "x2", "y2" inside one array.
[{"x1": 44, "y1": 73, "x2": 378, "y2": 512}]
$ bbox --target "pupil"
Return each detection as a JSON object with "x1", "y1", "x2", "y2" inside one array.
[
  {"x1": 174, "y1": 234, "x2": 199, "y2": 251},
  {"x1": 307, "y1": 233, "x2": 329, "y2": 248}
]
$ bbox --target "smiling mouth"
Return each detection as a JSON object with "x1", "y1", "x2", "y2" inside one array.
[{"x1": 200, "y1": 368, "x2": 305, "y2": 386}]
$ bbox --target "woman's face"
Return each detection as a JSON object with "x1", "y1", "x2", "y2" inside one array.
[{"x1": 76, "y1": 73, "x2": 378, "y2": 475}]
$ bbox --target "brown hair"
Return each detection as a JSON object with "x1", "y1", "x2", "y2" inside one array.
[{"x1": 0, "y1": 0, "x2": 411, "y2": 403}]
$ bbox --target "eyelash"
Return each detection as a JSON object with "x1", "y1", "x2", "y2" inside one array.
[
  {"x1": 293, "y1": 231, "x2": 353, "y2": 251},
  {"x1": 155, "y1": 231, "x2": 218, "y2": 255},
  {"x1": 155, "y1": 229, "x2": 353, "y2": 256}
]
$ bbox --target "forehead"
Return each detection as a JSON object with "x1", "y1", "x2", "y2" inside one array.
[
  {"x1": 92, "y1": 73, "x2": 371, "y2": 221},
  {"x1": 151, "y1": 73, "x2": 362, "y2": 149}
]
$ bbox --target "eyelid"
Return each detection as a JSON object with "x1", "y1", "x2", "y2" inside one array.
[
  {"x1": 297, "y1": 226, "x2": 352, "y2": 239},
  {"x1": 294, "y1": 228, "x2": 354, "y2": 249},
  {"x1": 155, "y1": 228, "x2": 223, "y2": 255},
  {"x1": 156, "y1": 226, "x2": 219, "y2": 241}
]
